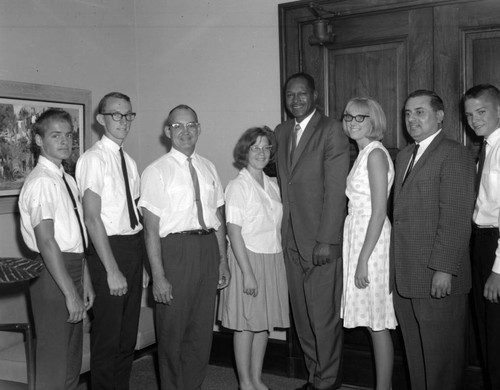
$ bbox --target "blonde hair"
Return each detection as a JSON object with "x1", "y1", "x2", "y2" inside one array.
[{"x1": 342, "y1": 97, "x2": 387, "y2": 141}]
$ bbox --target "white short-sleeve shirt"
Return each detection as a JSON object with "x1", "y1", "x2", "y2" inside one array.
[
  {"x1": 75, "y1": 135, "x2": 142, "y2": 236},
  {"x1": 19, "y1": 155, "x2": 87, "y2": 253},
  {"x1": 139, "y1": 148, "x2": 224, "y2": 237},
  {"x1": 225, "y1": 168, "x2": 283, "y2": 254},
  {"x1": 474, "y1": 127, "x2": 500, "y2": 273}
]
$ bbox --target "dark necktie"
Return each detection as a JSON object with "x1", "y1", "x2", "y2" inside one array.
[
  {"x1": 476, "y1": 139, "x2": 487, "y2": 197},
  {"x1": 187, "y1": 157, "x2": 208, "y2": 230},
  {"x1": 290, "y1": 123, "x2": 300, "y2": 164},
  {"x1": 119, "y1": 147, "x2": 138, "y2": 229},
  {"x1": 403, "y1": 144, "x2": 420, "y2": 184},
  {"x1": 62, "y1": 174, "x2": 87, "y2": 252}
]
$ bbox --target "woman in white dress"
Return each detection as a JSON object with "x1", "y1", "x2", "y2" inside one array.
[
  {"x1": 219, "y1": 126, "x2": 289, "y2": 390},
  {"x1": 341, "y1": 97, "x2": 397, "y2": 390}
]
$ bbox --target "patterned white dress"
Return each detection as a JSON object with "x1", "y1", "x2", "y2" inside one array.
[{"x1": 341, "y1": 141, "x2": 397, "y2": 330}]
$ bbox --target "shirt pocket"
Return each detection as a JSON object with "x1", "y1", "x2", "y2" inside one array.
[{"x1": 201, "y1": 180, "x2": 217, "y2": 209}]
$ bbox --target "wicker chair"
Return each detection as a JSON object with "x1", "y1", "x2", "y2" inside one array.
[{"x1": 0, "y1": 257, "x2": 43, "y2": 390}]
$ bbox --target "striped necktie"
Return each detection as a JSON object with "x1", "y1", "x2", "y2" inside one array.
[{"x1": 290, "y1": 123, "x2": 300, "y2": 164}]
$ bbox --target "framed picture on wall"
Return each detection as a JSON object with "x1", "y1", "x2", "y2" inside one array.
[{"x1": 0, "y1": 80, "x2": 91, "y2": 213}]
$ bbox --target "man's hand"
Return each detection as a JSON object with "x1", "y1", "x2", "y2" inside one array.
[
  {"x1": 152, "y1": 274, "x2": 173, "y2": 305},
  {"x1": 312, "y1": 243, "x2": 341, "y2": 266},
  {"x1": 218, "y1": 261, "x2": 230, "y2": 290},
  {"x1": 107, "y1": 269, "x2": 128, "y2": 296},
  {"x1": 65, "y1": 293, "x2": 87, "y2": 323},
  {"x1": 431, "y1": 271, "x2": 452, "y2": 298},
  {"x1": 83, "y1": 272, "x2": 95, "y2": 311},
  {"x1": 484, "y1": 272, "x2": 500, "y2": 303}
]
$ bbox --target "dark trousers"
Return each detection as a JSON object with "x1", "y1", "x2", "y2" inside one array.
[
  {"x1": 30, "y1": 252, "x2": 84, "y2": 390},
  {"x1": 284, "y1": 224, "x2": 344, "y2": 390},
  {"x1": 156, "y1": 232, "x2": 219, "y2": 390},
  {"x1": 88, "y1": 233, "x2": 143, "y2": 390},
  {"x1": 393, "y1": 290, "x2": 467, "y2": 390},
  {"x1": 471, "y1": 227, "x2": 500, "y2": 390}
]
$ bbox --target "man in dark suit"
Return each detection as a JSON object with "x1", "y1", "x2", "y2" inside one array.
[
  {"x1": 392, "y1": 89, "x2": 475, "y2": 390},
  {"x1": 275, "y1": 72, "x2": 350, "y2": 390}
]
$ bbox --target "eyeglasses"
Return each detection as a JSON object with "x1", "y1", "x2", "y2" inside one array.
[
  {"x1": 342, "y1": 114, "x2": 370, "y2": 123},
  {"x1": 169, "y1": 122, "x2": 200, "y2": 132},
  {"x1": 101, "y1": 112, "x2": 136, "y2": 122},
  {"x1": 250, "y1": 145, "x2": 272, "y2": 153}
]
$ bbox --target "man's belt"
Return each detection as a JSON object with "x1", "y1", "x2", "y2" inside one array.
[{"x1": 172, "y1": 228, "x2": 215, "y2": 236}]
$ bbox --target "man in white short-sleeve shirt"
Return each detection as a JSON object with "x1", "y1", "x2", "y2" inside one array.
[
  {"x1": 464, "y1": 84, "x2": 500, "y2": 388},
  {"x1": 76, "y1": 92, "x2": 147, "y2": 390},
  {"x1": 19, "y1": 108, "x2": 94, "y2": 389},
  {"x1": 139, "y1": 104, "x2": 230, "y2": 390}
]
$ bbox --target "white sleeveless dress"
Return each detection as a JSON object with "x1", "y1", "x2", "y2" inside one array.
[{"x1": 341, "y1": 140, "x2": 397, "y2": 330}]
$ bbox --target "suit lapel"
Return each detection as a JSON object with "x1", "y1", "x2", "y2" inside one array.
[
  {"x1": 290, "y1": 111, "x2": 321, "y2": 172},
  {"x1": 278, "y1": 121, "x2": 294, "y2": 179},
  {"x1": 395, "y1": 131, "x2": 446, "y2": 197},
  {"x1": 394, "y1": 146, "x2": 413, "y2": 195}
]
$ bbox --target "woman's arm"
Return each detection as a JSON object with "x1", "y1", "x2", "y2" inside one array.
[{"x1": 355, "y1": 148, "x2": 389, "y2": 289}]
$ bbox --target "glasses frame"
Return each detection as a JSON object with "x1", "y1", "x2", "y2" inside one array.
[
  {"x1": 342, "y1": 114, "x2": 370, "y2": 123},
  {"x1": 101, "y1": 112, "x2": 137, "y2": 122},
  {"x1": 249, "y1": 145, "x2": 273, "y2": 153},
  {"x1": 168, "y1": 122, "x2": 200, "y2": 132}
]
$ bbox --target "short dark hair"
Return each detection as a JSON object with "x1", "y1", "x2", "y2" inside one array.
[
  {"x1": 97, "y1": 92, "x2": 131, "y2": 114},
  {"x1": 463, "y1": 84, "x2": 500, "y2": 105},
  {"x1": 405, "y1": 89, "x2": 444, "y2": 112},
  {"x1": 32, "y1": 108, "x2": 73, "y2": 162},
  {"x1": 33, "y1": 108, "x2": 73, "y2": 138},
  {"x1": 166, "y1": 104, "x2": 198, "y2": 126},
  {"x1": 284, "y1": 72, "x2": 316, "y2": 92},
  {"x1": 233, "y1": 126, "x2": 276, "y2": 170}
]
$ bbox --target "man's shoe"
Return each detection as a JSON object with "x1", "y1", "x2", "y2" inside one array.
[{"x1": 295, "y1": 383, "x2": 313, "y2": 390}]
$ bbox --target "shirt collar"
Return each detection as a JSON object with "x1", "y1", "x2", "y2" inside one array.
[
  {"x1": 241, "y1": 167, "x2": 269, "y2": 189},
  {"x1": 101, "y1": 134, "x2": 122, "y2": 153},
  {"x1": 169, "y1": 147, "x2": 198, "y2": 164},
  {"x1": 295, "y1": 109, "x2": 316, "y2": 130},
  {"x1": 486, "y1": 127, "x2": 500, "y2": 146},
  {"x1": 37, "y1": 155, "x2": 64, "y2": 177},
  {"x1": 416, "y1": 129, "x2": 441, "y2": 148}
]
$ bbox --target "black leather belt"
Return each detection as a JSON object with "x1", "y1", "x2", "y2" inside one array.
[{"x1": 172, "y1": 228, "x2": 215, "y2": 236}]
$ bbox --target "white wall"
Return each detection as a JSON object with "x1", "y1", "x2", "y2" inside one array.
[
  {"x1": 0, "y1": 0, "x2": 283, "y2": 254},
  {"x1": 134, "y1": 0, "x2": 283, "y2": 185}
]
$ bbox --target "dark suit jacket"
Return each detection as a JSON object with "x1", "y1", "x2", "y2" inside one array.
[
  {"x1": 275, "y1": 111, "x2": 350, "y2": 261},
  {"x1": 391, "y1": 131, "x2": 475, "y2": 298}
]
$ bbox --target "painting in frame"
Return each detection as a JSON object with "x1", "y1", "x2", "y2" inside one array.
[{"x1": 0, "y1": 80, "x2": 92, "y2": 214}]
